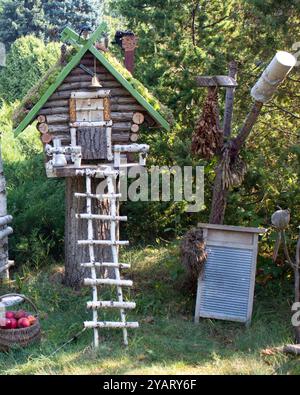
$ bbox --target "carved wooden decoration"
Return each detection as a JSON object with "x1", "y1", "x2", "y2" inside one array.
[
  {"x1": 69, "y1": 98, "x2": 77, "y2": 123},
  {"x1": 132, "y1": 112, "x2": 144, "y2": 125},
  {"x1": 103, "y1": 97, "x2": 111, "y2": 121}
]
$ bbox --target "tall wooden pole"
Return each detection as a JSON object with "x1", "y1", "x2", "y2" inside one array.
[
  {"x1": 0, "y1": 146, "x2": 13, "y2": 280},
  {"x1": 209, "y1": 51, "x2": 296, "y2": 224},
  {"x1": 223, "y1": 61, "x2": 238, "y2": 138},
  {"x1": 209, "y1": 61, "x2": 238, "y2": 224},
  {"x1": 64, "y1": 177, "x2": 113, "y2": 289}
]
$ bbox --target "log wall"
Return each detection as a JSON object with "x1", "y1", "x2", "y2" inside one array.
[{"x1": 37, "y1": 51, "x2": 151, "y2": 148}]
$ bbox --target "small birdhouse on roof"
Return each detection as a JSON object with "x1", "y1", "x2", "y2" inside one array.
[{"x1": 13, "y1": 23, "x2": 171, "y2": 178}]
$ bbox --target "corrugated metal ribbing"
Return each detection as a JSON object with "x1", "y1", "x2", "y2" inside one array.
[{"x1": 199, "y1": 246, "x2": 253, "y2": 321}]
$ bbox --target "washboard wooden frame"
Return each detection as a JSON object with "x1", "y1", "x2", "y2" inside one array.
[{"x1": 195, "y1": 223, "x2": 267, "y2": 326}]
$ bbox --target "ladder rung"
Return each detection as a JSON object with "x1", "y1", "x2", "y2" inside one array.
[
  {"x1": 84, "y1": 321, "x2": 139, "y2": 329},
  {"x1": 76, "y1": 214, "x2": 127, "y2": 221},
  {"x1": 75, "y1": 193, "x2": 122, "y2": 199},
  {"x1": 78, "y1": 240, "x2": 129, "y2": 246},
  {"x1": 87, "y1": 301, "x2": 136, "y2": 310},
  {"x1": 84, "y1": 278, "x2": 133, "y2": 287},
  {"x1": 81, "y1": 262, "x2": 130, "y2": 269}
]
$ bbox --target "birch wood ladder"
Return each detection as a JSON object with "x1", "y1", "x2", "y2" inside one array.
[{"x1": 75, "y1": 167, "x2": 139, "y2": 348}]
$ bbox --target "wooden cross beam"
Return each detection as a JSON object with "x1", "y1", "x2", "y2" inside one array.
[{"x1": 196, "y1": 75, "x2": 238, "y2": 88}]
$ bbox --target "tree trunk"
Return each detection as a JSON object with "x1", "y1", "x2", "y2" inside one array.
[
  {"x1": 64, "y1": 176, "x2": 113, "y2": 289},
  {"x1": 0, "y1": 146, "x2": 9, "y2": 279},
  {"x1": 209, "y1": 62, "x2": 237, "y2": 225},
  {"x1": 209, "y1": 162, "x2": 229, "y2": 224}
]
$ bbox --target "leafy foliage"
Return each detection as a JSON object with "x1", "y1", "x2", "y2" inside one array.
[
  {"x1": 0, "y1": 102, "x2": 65, "y2": 268},
  {"x1": 0, "y1": 0, "x2": 104, "y2": 47},
  {"x1": 111, "y1": 0, "x2": 300, "y2": 224},
  {"x1": 0, "y1": 1, "x2": 299, "y2": 281},
  {"x1": 0, "y1": 36, "x2": 60, "y2": 103}
]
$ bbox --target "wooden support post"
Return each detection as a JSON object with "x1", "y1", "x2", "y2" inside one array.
[
  {"x1": 223, "y1": 61, "x2": 238, "y2": 138},
  {"x1": 0, "y1": 146, "x2": 12, "y2": 280}
]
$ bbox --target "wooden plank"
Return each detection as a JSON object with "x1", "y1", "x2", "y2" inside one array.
[
  {"x1": 87, "y1": 301, "x2": 136, "y2": 309},
  {"x1": 198, "y1": 223, "x2": 267, "y2": 234},
  {"x1": 65, "y1": 73, "x2": 115, "y2": 83},
  {"x1": 194, "y1": 228, "x2": 208, "y2": 323},
  {"x1": 84, "y1": 321, "x2": 139, "y2": 329},
  {"x1": 71, "y1": 90, "x2": 110, "y2": 99},
  {"x1": 246, "y1": 233, "x2": 259, "y2": 326},
  {"x1": 77, "y1": 126, "x2": 107, "y2": 160},
  {"x1": 81, "y1": 262, "x2": 130, "y2": 269},
  {"x1": 207, "y1": 229, "x2": 253, "y2": 246},
  {"x1": 43, "y1": 100, "x2": 69, "y2": 108},
  {"x1": 103, "y1": 97, "x2": 111, "y2": 121},
  {"x1": 78, "y1": 240, "x2": 129, "y2": 246},
  {"x1": 40, "y1": 106, "x2": 69, "y2": 115},
  {"x1": 84, "y1": 278, "x2": 133, "y2": 287},
  {"x1": 69, "y1": 98, "x2": 76, "y2": 123},
  {"x1": 46, "y1": 114, "x2": 69, "y2": 124},
  {"x1": 75, "y1": 192, "x2": 122, "y2": 199}
]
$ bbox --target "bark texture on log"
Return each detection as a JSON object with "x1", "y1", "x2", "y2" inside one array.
[
  {"x1": 0, "y1": 146, "x2": 10, "y2": 279},
  {"x1": 77, "y1": 127, "x2": 108, "y2": 160},
  {"x1": 209, "y1": 163, "x2": 229, "y2": 224},
  {"x1": 64, "y1": 177, "x2": 113, "y2": 289},
  {"x1": 37, "y1": 51, "x2": 154, "y2": 150}
]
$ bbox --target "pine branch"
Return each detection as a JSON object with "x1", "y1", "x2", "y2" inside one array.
[
  {"x1": 202, "y1": 15, "x2": 231, "y2": 29},
  {"x1": 191, "y1": 1, "x2": 200, "y2": 46},
  {"x1": 266, "y1": 102, "x2": 300, "y2": 120}
]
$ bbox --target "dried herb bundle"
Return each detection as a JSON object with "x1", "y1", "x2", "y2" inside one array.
[
  {"x1": 180, "y1": 228, "x2": 207, "y2": 282},
  {"x1": 221, "y1": 148, "x2": 246, "y2": 190},
  {"x1": 192, "y1": 87, "x2": 223, "y2": 159}
]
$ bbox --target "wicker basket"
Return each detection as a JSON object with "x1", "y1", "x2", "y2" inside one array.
[{"x1": 0, "y1": 293, "x2": 41, "y2": 352}]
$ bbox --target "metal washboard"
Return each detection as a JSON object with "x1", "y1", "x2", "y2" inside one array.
[{"x1": 195, "y1": 223, "x2": 266, "y2": 325}]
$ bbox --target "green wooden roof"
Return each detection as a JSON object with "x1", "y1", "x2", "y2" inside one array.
[{"x1": 14, "y1": 24, "x2": 170, "y2": 136}]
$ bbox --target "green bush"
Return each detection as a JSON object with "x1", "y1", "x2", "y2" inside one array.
[
  {"x1": 0, "y1": 103, "x2": 64, "y2": 268},
  {"x1": 0, "y1": 36, "x2": 60, "y2": 103}
]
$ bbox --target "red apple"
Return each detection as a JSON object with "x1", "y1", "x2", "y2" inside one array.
[
  {"x1": 5, "y1": 319, "x2": 12, "y2": 329},
  {"x1": 15, "y1": 310, "x2": 26, "y2": 320},
  {"x1": 27, "y1": 315, "x2": 36, "y2": 326},
  {"x1": 10, "y1": 318, "x2": 17, "y2": 329},
  {"x1": 18, "y1": 317, "x2": 30, "y2": 328},
  {"x1": 5, "y1": 311, "x2": 15, "y2": 319}
]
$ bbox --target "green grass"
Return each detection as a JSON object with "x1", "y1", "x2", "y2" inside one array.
[{"x1": 0, "y1": 242, "x2": 299, "y2": 375}]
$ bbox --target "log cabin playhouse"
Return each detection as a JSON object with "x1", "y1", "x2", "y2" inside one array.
[{"x1": 13, "y1": 23, "x2": 171, "y2": 347}]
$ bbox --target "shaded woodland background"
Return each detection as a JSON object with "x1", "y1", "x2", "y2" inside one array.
[{"x1": 0, "y1": 0, "x2": 299, "y2": 285}]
